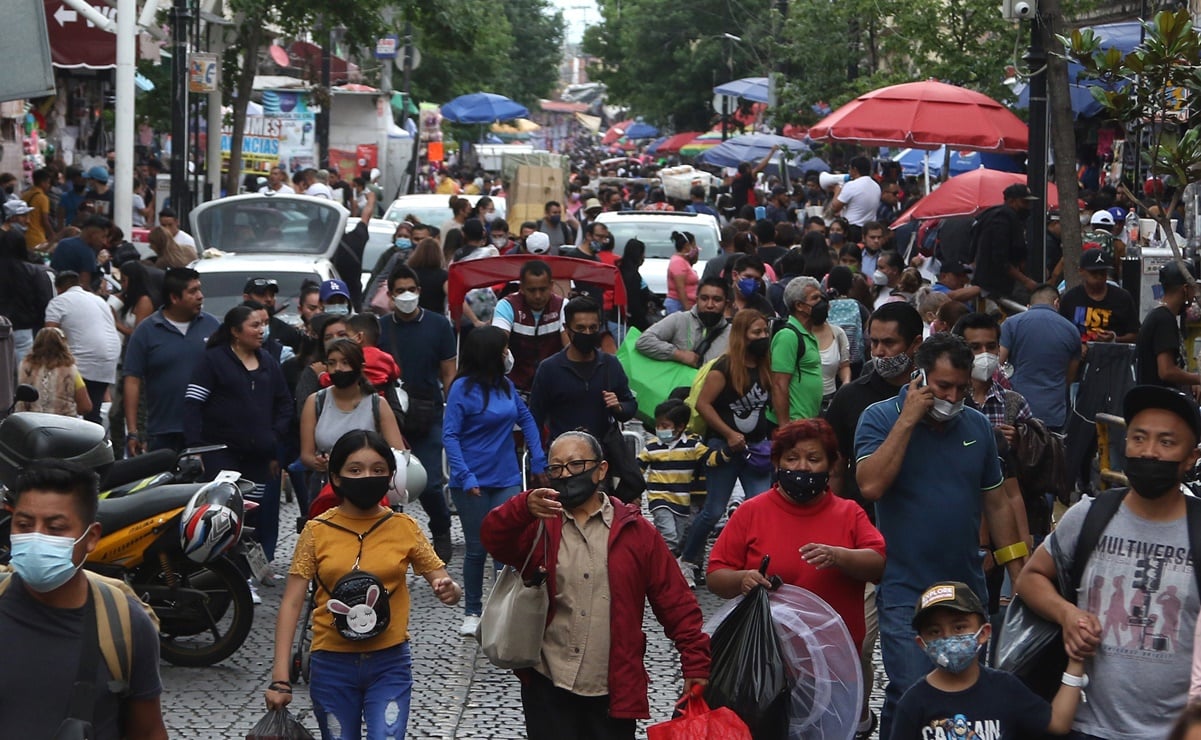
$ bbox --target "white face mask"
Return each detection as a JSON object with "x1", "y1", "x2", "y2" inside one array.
[
  {"x1": 324, "y1": 303, "x2": 350, "y2": 317},
  {"x1": 503, "y1": 350, "x2": 515, "y2": 375},
  {"x1": 872, "y1": 269, "x2": 889, "y2": 287},
  {"x1": 971, "y1": 352, "x2": 999, "y2": 382},
  {"x1": 483, "y1": 211, "x2": 497, "y2": 223},
  {"x1": 928, "y1": 396, "x2": 966, "y2": 422},
  {"x1": 393, "y1": 291, "x2": 419, "y2": 314}
]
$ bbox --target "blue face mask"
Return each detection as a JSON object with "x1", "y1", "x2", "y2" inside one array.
[
  {"x1": 656, "y1": 428, "x2": 678, "y2": 444},
  {"x1": 737, "y1": 277, "x2": 759, "y2": 298},
  {"x1": 920, "y1": 626, "x2": 984, "y2": 673},
  {"x1": 394, "y1": 237, "x2": 412, "y2": 250},
  {"x1": 10, "y1": 530, "x2": 89, "y2": 592}
]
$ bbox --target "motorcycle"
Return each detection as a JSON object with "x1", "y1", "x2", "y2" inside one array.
[
  {"x1": 99, "y1": 443, "x2": 227, "y2": 499},
  {"x1": 0, "y1": 411, "x2": 256, "y2": 667}
]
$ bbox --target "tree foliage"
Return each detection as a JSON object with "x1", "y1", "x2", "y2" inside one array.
[{"x1": 499, "y1": 0, "x2": 566, "y2": 107}]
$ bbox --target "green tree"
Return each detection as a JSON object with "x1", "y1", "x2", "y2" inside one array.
[
  {"x1": 404, "y1": 0, "x2": 515, "y2": 103},
  {"x1": 499, "y1": 0, "x2": 565, "y2": 107}
]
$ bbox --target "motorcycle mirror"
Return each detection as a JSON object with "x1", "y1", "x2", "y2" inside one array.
[{"x1": 13, "y1": 385, "x2": 38, "y2": 404}]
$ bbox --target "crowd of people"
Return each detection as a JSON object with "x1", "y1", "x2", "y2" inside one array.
[{"x1": 4, "y1": 150, "x2": 1201, "y2": 740}]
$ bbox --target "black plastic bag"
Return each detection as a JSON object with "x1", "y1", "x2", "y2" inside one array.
[
  {"x1": 246, "y1": 709, "x2": 316, "y2": 740},
  {"x1": 706, "y1": 558, "x2": 790, "y2": 740}
]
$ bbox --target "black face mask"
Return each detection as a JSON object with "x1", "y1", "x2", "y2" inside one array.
[
  {"x1": 336, "y1": 475, "x2": 390, "y2": 509},
  {"x1": 330, "y1": 370, "x2": 359, "y2": 389},
  {"x1": 570, "y1": 330, "x2": 600, "y2": 354},
  {"x1": 810, "y1": 299, "x2": 830, "y2": 324},
  {"x1": 1124, "y1": 457, "x2": 1183, "y2": 500},
  {"x1": 551, "y1": 468, "x2": 599, "y2": 510},
  {"x1": 697, "y1": 310, "x2": 723, "y2": 328},
  {"x1": 748, "y1": 337, "x2": 770, "y2": 358},
  {"x1": 777, "y1": 469, "x2": 829, "y2": 504}
]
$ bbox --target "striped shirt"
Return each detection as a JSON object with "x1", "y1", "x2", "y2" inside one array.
[{"x1": 638, "y1": 434, "x2": 710, "y2": 516}]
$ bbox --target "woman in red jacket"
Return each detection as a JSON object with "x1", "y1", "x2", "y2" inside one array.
[{"x1": 481, "y1": 430, "x2": 711, "y2": 740}]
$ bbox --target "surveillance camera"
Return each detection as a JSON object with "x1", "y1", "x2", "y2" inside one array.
[{"x1": 1014, "y1": 1, "x2": 1033, "y2": 16}]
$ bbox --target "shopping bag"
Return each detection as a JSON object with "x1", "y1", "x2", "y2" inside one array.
[
  {"x1": 245, "y1": 708, "x2": 316, "y2": 740},
  {"x1": 706, "y1": 559, "x2": 791, "y2": 740},
  {"x1": 615, "y1": 327, "x2": 700, "y2": 423},
  {"x1": 648, "y1": 684, "x2": 752, "y2": 740},
  {"x1": 479, "y1": 521, "x2": 550, "y2": 669}
]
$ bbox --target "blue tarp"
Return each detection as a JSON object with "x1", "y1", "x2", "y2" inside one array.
[{"x1": 1014, "y1": 20, "x2": 1140, "y2": 118}]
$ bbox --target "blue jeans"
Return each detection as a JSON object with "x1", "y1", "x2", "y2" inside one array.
[
  {"x1": 147, "y1": 432, "x2": 185, "y2": 453},
  {"x1": 450, "y1": 484, "x2": 521, "y2": 615},
  {"x1": 309, "y1": 642, "x2": 412, "y2": 740},
  {"x1": 663, "y1": 297, "x2": 684, "y2": 315},
  {"x1": 878, "y1": 586, "x2": 934, "y2": 740},
  {"x1": 408, "y1": 418, "x2": 451, "y2": 537},
  {"x1": 680, "y1": 441, "x2": 771, "y2": 564}
]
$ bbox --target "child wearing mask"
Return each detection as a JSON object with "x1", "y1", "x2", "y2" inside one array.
[
  {"x1": 891, "y1": 581, "x2": 1085, "y2": 739},
  {"x1": 638, "y1": 400, "x2": 710, "y2": 572}
]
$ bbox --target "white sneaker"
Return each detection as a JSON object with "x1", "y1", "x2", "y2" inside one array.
[
  {"x1": 676, "y1": 557, "x2": 696, "y2": 590},
  {"x1": 460, "y1": 615, "x2": 481, "y2": 637},
  {"x1": 247, "y1": 578, "x2": 262, "y2": 606}
]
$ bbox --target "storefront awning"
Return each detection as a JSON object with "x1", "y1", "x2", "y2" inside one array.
[{"x1": 45, "y1": 0, "x2": 117, "y2": 69}]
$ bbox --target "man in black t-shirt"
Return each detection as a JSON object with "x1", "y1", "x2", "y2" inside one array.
[
  {"x1": 1057, "y1": 249, "x2": 1139, "y2": 343},
  {"x1": 728, "y1": 145, "x2": 779, "y2": 210},
  {"x1": 1137, "y1": 261, "x2": 1201, "y2": 391}
]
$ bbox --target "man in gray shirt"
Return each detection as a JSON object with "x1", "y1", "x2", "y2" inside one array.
[
  {"x1": 1018, "y1": 385, "x2": 1201, "y2": 740},
  {"x1": 634, "y1": 278, "x2": 731, "y2": 368}
]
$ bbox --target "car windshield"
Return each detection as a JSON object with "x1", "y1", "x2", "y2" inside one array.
[
  {"x1": 363, "y1": 230, "x2": 395, "y2": 274},
  {"x1": 198, "y1": 271, "x2": 320, "y2": 320},
  {"x1": 606, "y1": 221, "x2": 720, "y2": 261},
  {"x1": 383, "y1": 205, "x2": 454, "y2": 228},
  {"x1": 194, "y1": 199, "x2": 343, "y2": 255}
]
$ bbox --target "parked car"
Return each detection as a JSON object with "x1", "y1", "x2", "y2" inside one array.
[
  {"x1": 361, "y1": 218, "x2": 404, "y2": 293},
  {"x1": 382, "y1": 194, "x2": 507, "y2": 232},
  {"x1": 593, "y1": 210, "x2": 722, "y2": 296},
  {"x1": 191, "y1": 255, "x2": 338, "y2": 324}
]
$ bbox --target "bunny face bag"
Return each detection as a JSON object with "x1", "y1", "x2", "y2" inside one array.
[{"x1": 313, "y1": 515, "x2": 395, "y2": 642}]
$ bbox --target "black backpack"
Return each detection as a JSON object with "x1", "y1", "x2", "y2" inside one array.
[{"x1": 769, "y1": 318, "x2": 808, "y2": 374}]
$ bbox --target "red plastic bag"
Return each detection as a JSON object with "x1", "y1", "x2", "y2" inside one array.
[{"x1": 648, "y1": 684, "x2": 753, "y2": 740}]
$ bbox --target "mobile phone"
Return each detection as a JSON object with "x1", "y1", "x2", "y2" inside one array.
[{"x1": 911, "y1": 368, "x2": 927, "y2": 387}]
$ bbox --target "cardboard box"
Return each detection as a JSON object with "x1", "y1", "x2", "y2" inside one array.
[{"x1": 509, "y1": 165, "x2": 565, "y2": 226}]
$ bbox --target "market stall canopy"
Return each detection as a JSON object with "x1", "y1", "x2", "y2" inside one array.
[
  {"x1": 652, "y1": 131, "x2": 702, "y2": 155},
  {"x1": 624, "y1": 121, "x2": 659, "y2": 139},
  {"x1": 698, "y1": 133, "x2": 809, "y2": 169},
  {"x1": 440, "y1": 92, "x2": 529, "y2": 124},
  {"x1": 714, "y1": 76, "x2": 771, "y2": 104},
  {"x1": 491, "y1": 118, "x2": 541, "y2": 134},
  {"x1": 890, "y1": 169, "x2": 1059, "y2": 227},
  {"x1": 809, "y1": 79, "x2": 1028, "y2": 153},
  {"x1": 892, "y1": 146, "x2": 1021, "y2": 178},
  {"x1": 601, "y1": 124, "x2": 628, "y2": 146}
]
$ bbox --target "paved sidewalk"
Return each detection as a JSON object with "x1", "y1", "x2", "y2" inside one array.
[{"x1": 162, "y1": 495, "x2": 886, "y2": 738}]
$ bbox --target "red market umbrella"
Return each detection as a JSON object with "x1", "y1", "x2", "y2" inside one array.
[
  {"x1": 601, "y1": 123, "x2": 628, "y2": 146},
  {"x1": 655, "y1": 131, "x2": 703, "y2": 155},
  {"x1": 809, "y1": 80, "x2": 1029, "y2": 153},
  {"x1": 890, "y1": 169, "x2": 1059, "y2": 228}
]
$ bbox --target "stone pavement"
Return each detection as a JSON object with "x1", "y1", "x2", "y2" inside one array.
[{"x1": 162, "y1": 495, "x2": 886, "y2": 739}]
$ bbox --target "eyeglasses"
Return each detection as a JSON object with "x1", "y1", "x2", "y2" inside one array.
[{"x1": 546, "y1": 459, "x2": 599, "y2": 478}]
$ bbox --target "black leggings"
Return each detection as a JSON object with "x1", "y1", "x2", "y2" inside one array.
[{"x1": 520, "y1": 670, "x2": 635, "y2": 740}]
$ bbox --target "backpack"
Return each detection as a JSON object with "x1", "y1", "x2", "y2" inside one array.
[
  {"x1": 827, "y1": 299, "x2": 865, "y2": 366},
  {"x1": 768, "y1": 318, "x2": 808, "y2": 373},
  {"x1": 0, "y1": 568, "x2": 158, "y2": 694}
]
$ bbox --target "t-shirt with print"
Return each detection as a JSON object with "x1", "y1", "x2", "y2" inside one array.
[
  {"x1": 1047, "y1": 496, "x2": 1199, "y2": 739},
  {"x1": 890, "y1": 667, "x2": 1051, "y2": 740},
  {"x1": 291, "y1": 509, "x2": 445, "y2": 653},
  {"x1": 1057, "y1": 284, "x2": 1139, "y2": 339},
  {"x1": 709, "y1": 355, "x2": 773, "y2": 443},
  {"x1": 1136, "y1": 305, "x2": 1184, "y2": 387}
]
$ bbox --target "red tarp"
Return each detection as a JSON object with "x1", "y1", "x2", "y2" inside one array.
[{"x1": 448, "y1": 255, "x2": 627, "y2": 322}]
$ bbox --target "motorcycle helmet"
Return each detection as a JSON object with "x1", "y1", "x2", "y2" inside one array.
[
  {"x1": 180, "y1": 471, "x2": 244, "y2": 563},
  {"x1": 390, "y1": 450, "x2": 426, "y2": 505}
]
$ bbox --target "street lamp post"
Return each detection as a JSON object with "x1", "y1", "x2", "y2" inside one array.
[{"x1": 721, "y1": 33, "x2": 740, "y2": 141}]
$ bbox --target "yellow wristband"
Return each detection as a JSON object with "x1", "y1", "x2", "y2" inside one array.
[{"x1": 993, "y1": 541, "x2": 1029, "y2": 565}]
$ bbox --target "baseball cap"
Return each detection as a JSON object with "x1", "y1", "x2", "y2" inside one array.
[
  {"x1": 1123, "y1": 385, "x2": 1201, "y2": 443},
  {"x1": 939, "y1": 261, "x2": 972, "y2": 276},
  {"x1": 1002, "y1": 183, "x2": 1038, "y2": 201},
  {"x1": 86, "y1": 165, "x2": 110, "y2": 184},
  {"x1": 912, "y1": 581, "x2": 986, "y2": 629},
  {"x1": 1080, "y1": 249, "x2": 1112, "y2": 271},
  {"x1": 1047, "y1": 209, "x2": 1061, "y2": 222},
  {"x1": 319, "y1": 279, "x2": 351, "y2": 302},
  {"x1": 1160, "y1": 260, "x2": 1197, "y2": 288},
  {"x1": 1090, "y1": 210, "x2": 1115, "y2": 227},
  {"x1": 525, "y1": 231, "x2": 550, "y2": 255},
  {"x1": 243, "y1": 277, "x2": 279, "y2": 294},
  {"x1": 1107, "y1": 207, "x2": 1128, "y2": 223},
  {"x1": 3, "y1": 200, "x2": 33, "y2": 219}
]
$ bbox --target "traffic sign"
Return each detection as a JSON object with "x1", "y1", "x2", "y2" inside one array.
[{"x1": 375, "y1": 35, "x2": 398, "y2": 59}]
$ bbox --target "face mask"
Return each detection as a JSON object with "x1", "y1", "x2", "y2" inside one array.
[
  {"x1": 393, "y1": 291, "x2": 419, "y2": 314},
  {"x1": 330, "y1": 370, "x2": 359, "y2": 389},
  {"x1": 590, "y1": 240, "x2": 604, "y2": 251},
  {"x1": 491, "y1": 236, "x2": 508, "y2": 248},
  {"x1": 336, "y1": 475, "x2": 390, "y2": 510},
  {"x1": 971, "y1": 353, "x2": 1000, "y2": 382},
  {"x1": 656, "y1": 428, "x2": 678, "y2": 444},
  {"x1": 9, "y1": 530, "x2": 89, "y2": 593},
  {"x1": 872, "y1": 269, "x2": 889, "y2": 286},
  {"x1": 550, "y1": 467, "x2": 600, "y2": 510},
  {"x1": 747, "y1": 337, "x2": 770, "y2": 358},
  {"x1": 777, "y1": 469, "x2": 828, "y2": 504},
  {"x1": 921, "y1": 626, "x2": 985, "y2": 673},
  {"x1": 570, "y1": 330, "x2": 600, "y2": 354},
  {"x1": 548, "y1": 215, "x2": 561, "y2": 225},
  {"x1": 697, "y1": 310, "x2": 723, "y2": 328},
  {"x1": 325, "y1": 303, "x2": 350, "y2": 317},
  {"x1": 688, "y1": 246, "x2": 699, "y2": 261},
  {"x1": 484, "y1": 211, "x2": 497, "y2": 223},
  {"x1": 810, "y1": 299, "x2": 830, "y2": 324},
  {"x1": 737, "y1": 277, "x2": 759, "y2": 298},
  {"x1": 928, "y1": 396, "x2": 966, "y2": 422},
  {"x1": 394, "y1": 237, "x2": 412, "y2": 250},
  {"x1": 1124, "y1": 457, "x2": 1182, "y2": 500},
  {"x1": 503, "y1": 350, "x2": 515, "y2": 375},
  {"x1": 875, "y1": 353, "x2": 911, "y2": 379}
]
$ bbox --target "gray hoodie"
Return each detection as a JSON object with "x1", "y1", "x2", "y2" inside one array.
[{"x1": 634, "y1": 307, "x2": 730, "y2": 364}]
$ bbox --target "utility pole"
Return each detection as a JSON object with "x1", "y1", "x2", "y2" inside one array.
[
  {"x1": 1025, "y1": 12, "x2": 1049, "y2": 282},
  {"x1": 317, "y1": 20, "x2": 332, "y2": 170},
  {"x1": 170, "y1": 0, "x2": 191, "y2": 218},
  {"x1": 402, "y1": 20, "x2": 418, "y2": 195}
]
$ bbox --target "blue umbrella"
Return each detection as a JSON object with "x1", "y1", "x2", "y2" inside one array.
[
  {"x1": 697, "y1": 133, "x2": 808, "y2": 168},
  {"x1": 646, "y1": 136, "x2": 669, "y2": 154},
  {"x1": 440, "y1": 92, "x2": 530, "y2": 124},
  {"x1": 624, "y1": 122, "x2": 659, "y2": 139},
  {"x1": 799, "y1": 157, "x2": 831, "y2": 174},
  {"x1": 714, "y1": 76, "x2": 770, "y2": 104}
]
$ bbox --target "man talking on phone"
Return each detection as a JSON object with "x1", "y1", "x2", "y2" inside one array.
[{"x1": 853, "y1": 332, "x2": 1027, "y2": 739}]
